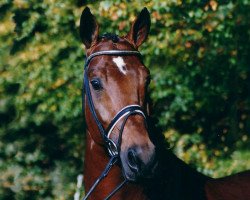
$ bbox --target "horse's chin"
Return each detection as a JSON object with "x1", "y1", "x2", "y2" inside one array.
[
  {"x1": 121, "y1": 161, "x2": 158, "y2": 182},
  {"x1": 120, "y1": 152, "x2": 158, "y2": 182},
  {"x1": 121, "y1": 163, "x2": 138, "y2": 182}
]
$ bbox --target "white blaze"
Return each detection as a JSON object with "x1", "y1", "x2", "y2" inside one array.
[{"x1": 112, "y1": 56, "x2": 127, "y2": 75}]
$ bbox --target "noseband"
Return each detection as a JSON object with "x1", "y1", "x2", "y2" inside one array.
[{"x1": 82, "y1": 50, "x2": 147, "y2": 200}]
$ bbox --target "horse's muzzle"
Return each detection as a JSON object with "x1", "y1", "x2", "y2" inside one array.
[{"x1": 121, "y1": 144, "x2": 157, "y2": 181}]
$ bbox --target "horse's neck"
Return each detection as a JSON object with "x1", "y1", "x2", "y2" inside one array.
[
  {"x1": 166, "y1": 153, "x2": 209, "y2": 200},
  {"x1": 146, "y1": 149, "x2": 209, "y2": 200},
  {"x1": 84, "y1": 131, "x2": 148, "y2": 200}
]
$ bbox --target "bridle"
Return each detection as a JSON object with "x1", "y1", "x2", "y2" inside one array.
[{"x1": 82, "y1": 50, "x2": 148, "y2": 200}]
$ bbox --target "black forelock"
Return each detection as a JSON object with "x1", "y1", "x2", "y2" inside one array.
[{"x1": 99, "y1": 33, "x2": 119, "y2": 43}]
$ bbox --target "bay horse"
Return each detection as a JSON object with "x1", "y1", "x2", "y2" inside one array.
[{"x1": 79, "y1": 7, "x2": 250, "y2": 200}]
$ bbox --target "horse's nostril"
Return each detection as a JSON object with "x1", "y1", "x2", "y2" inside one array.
[{"x1": 127, "y1": 148, "x2": 141, "y2": 173}]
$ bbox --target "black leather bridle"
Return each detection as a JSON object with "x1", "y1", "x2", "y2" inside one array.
[{"x1": 82, "y1": 50, "x2": 148, "y2": 200}]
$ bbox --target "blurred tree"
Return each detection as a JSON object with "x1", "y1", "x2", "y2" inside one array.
[{"x1": 0, "y1": 0, "x2": 249, "y2": 199}]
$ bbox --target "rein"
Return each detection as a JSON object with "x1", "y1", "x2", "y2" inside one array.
[{"x1": 82, "y1": 50, "x2": 147, "y2": 199}]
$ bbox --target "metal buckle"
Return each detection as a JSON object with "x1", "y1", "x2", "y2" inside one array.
[{"x1": 107, "y1": 139, "x2": 118, "y2": 157}]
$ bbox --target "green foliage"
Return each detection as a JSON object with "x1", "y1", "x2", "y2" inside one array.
[{"x1": 0, "y1": 0, "x2": 249, "y2": 199}]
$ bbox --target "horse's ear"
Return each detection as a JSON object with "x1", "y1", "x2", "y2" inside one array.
[
  {"x1": 126, "y1": 7, "x2": 150, "y2": 48},
  {"x1": 79, "y1": 7, "x2": 99, "y2": 49}
]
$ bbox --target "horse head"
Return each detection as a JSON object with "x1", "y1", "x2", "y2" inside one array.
[{"x1": 80, "y1": 7, "x2": 156, "y2": 182}]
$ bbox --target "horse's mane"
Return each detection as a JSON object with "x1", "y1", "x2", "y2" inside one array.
[
  {"x1": 147, "y1": 115, "x2": 170, "y2": 149},
  {"x1": 144, "y1": 115, "x2": 208, "y2": 200}
]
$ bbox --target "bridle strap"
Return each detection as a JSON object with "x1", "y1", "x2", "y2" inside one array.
[
  {"x1": 104, "y1": 180, "x2": 127, "y2": 200},
  {"x1": 84, "y1": 70, "x2": 106, "y2": 141},
  {"x1": 84, "y1": 50, "x2": 141, "y2": 69},
  {"x1": 82, "y1": 50, "x2": 147, "y2": 200},
  {"x1": 83, "y1": 109, "x2": 145, "y2": 200},
  {"x1": 106, "y1": 105, "x2": 146, "y2": 157},
  {"x1": 83, "y1": 50, "x2": 142, "y2": 143},
  {"x1": 106, "y1": 105, "x2": 146, "y2": 138},
  {"x1": 82, "y1": 155, "x2": 119, "y2": 200}
]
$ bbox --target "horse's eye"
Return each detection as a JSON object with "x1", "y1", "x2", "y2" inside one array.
[{"x1": 90, "y1": 79, "x2": 102, "y2": 91}]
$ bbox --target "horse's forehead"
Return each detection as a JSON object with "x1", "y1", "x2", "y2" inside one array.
[
  {"x1": 89, "y1": 39, "x2": 138, "y2": 64},
  {"x1": 88, "y1": 38, "x2": 148, "y2": 77},
  {"x1": 112, "y1": 56, "x2": 127, "y2": 75},
  {"x1": 90, "y1": 55, "x2": 143, "y2": 76}
]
